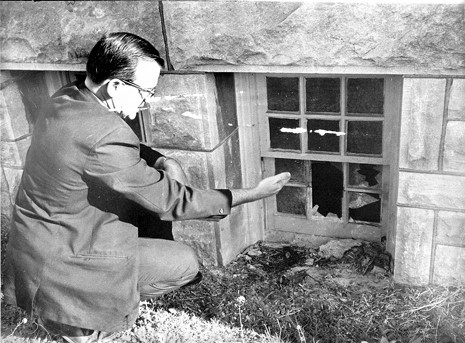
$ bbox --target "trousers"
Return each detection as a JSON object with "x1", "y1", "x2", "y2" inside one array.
[
  {"x1": 138, "y1": 237, "x2": 200, "y2": 300},
  {"x1": 39, "y1": 219, "x2": 200, "y2": 335}
]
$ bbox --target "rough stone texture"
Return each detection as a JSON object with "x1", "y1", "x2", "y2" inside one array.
[
  {"x1": 437, "y1": 211, "x2": 465, "y2": 246},
  {"x1": 1, "y1": 137, "x2": 31, "y2": 168},
  {"x1": 0, "y1": 71, "x2": 32, "y2": 139},
  {"x1": 154, "y1": 131, "x2": 243, "y2": 266},
  {"x1": 155, "y1": 148, "x2": 211, "y2": 189},
  {"x1": 433, "y1": 245, "x2": 465, "y2": 286},
  {"x1": 398, "y1": 172, "x2": 465, "y2": 210},
  {"x1": 164, "y1": 2, "x2": 465, "y2": 72},
  {"x1": 399, "y1": 78, "x2": 446, "y2": 171},
  {"x1": 394, "y1": 207, "x2": 434, "y2": 286},
  {"x1": 448, "y1": 79, "x2": 465, "y2": 120},
  {"x1": 1, "y1": 168, "x2": 23, "y2": 225},
  {"x1": 443, "y1": 121, "x2": 465, "y2": 173},
  {"x1": 2, "y1": 2, "x2": 463, "y2": 74},
  {"x1": 148, "y1": 73, "x2": 237, "y2": 151},
  {"x1": 173, "y1": 220, "x2": 218, "y2": 267},
  {"x1": 211, "y1": 133, "x2": 245, "y2": 265},
  {"x1": 0, "y1": 1, "x2": 164, "y2": 64}
]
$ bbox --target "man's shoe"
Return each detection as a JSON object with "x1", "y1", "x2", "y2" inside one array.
[{"x1": 37, "y1": 317, "x2": 119, "y2": 343}]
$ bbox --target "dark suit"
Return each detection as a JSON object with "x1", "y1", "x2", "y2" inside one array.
[{"x1": 3, "y1": 82, "x2": 231, "y2": 332}]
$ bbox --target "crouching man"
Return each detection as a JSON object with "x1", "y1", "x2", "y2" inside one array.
[{"x1": 2, "y1": 32, "x2": 290, "y2": 343}]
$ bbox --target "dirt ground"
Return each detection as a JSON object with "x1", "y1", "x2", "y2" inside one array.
[{"x1": 2, "y1": 239, "x2": 464, "y2": 343}]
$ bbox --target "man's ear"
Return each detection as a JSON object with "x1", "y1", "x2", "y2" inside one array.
[{"x1": 106, "y1": 79, "x2": 122, "y2": 98}]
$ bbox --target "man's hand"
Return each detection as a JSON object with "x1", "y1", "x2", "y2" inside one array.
[{"x1": 231, "y1": 172, "x2": 291, "y2": 207}]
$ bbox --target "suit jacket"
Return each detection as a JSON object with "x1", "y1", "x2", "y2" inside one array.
[{"x1": 3, "y1": 82, "x2": 231, "y2": 332}]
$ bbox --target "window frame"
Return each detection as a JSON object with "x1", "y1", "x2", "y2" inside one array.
[{"x1": 256, "y1": 74, "x2": 402, "y2": 241}]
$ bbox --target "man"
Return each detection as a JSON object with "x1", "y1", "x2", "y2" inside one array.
[{"x1": 2, "y1": 32, "x2": 290, "y2": 343}]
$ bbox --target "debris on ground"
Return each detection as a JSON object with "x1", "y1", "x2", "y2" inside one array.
[{"x1": 2, "y1": 238, "x2": 464, "y2": 343}]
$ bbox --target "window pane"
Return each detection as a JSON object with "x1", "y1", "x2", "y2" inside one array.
[
  {"x1": 349, "y1": 164, "x2": 382, "y2": 189},
  {"x1": 275, "y1": 159, "x2": 305, "y2": 184},
  {"x1": 311, "y1": 162, "x2": 343, "y2": 218},
  {"x1": 307, "y1": 120, "x2": 340, "y2": 153},
  {"x1": 276, "y1": 186, "x2": 306, "y2": 216},
  {"x1": 266, "y1": 77, "x2": 299, "y2": 112},
  {"x1": 347, "y1": 121, "x2": 382, "y2": 155},
  {"x1": 347, "y1": 78, "x2": 384, "y2": 115},
  {"x1": 269, "y1": 118, "x2": 301, "y2": 150},
  {"x1": 306, "y1": 78, "x2": 340, "y2": 113},
  {"x1": 349, "y1": 192, "x2": 381, "y2": 223}
]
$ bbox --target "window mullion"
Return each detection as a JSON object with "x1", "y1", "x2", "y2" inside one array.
[
  {"x1": 300, "y1": 76, "x2": 307, "y2": 154},
  {"x1": 340, "y1": 77, "x2": 347, "y2": 156}
]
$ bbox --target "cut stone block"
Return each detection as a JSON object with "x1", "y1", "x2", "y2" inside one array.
[
  {"x1": 1, "y1": 168, "x2": 23, "y2": 224},
  {"x1": 164, "y1": 2, "x2": 465, "y2": 72},
  {"x1": 399, "y1": 78, "x2": 445, "y2": 171},
  {"x1": 398, "y1": 172, "x2": 465, "y2": 210},
  {"x1": 448, "y1": 79, "x2": 465, "y2": 120},
  {"x1": 0, "y1": 71, "x2": 32, "y2": 139},
  {"x1": 0, "y1": 136, "x2": 31, "y2": 168},
  {"x1": 394, "y1": 207, "x2": 434, "y2": 286},
  {"x1": 436, "y1": 211, "x2": 465, "y2": 246},
  {"x1": 0, "y1": 1, "x2": 164, "y2": 64},
  {"x1": 173, "y1": 220, "x2": 219, "y2": 266},
  {"x1": 433, "y1": 245, "x2": 465, "y2": 286},
  {"x1": 153, "y1": 131, "x2": 244, "y2": 266},
  {"x1": 443, "y1": 121, "x2": 465, "y2": 173},
  {"x1": 147, "y1": 73, "x2": 237, "y2": 151}
]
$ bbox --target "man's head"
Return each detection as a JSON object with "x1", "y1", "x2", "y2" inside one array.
[{"x1": 86, "y1": 32, "x2": 165, "y2": 119}]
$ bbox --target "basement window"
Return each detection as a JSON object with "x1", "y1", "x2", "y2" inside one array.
[{"x1": 258, "y1": 75, "x2": 400, "y2": 240}]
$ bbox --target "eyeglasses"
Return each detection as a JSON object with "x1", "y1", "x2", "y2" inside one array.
[{"x1": 121, "y1": 79, "x2": 156, "y2": 104}]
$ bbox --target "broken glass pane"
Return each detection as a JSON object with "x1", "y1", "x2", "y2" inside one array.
[
  {"x1": 349, "y1": 164, "x2": 382, "y2": 189},
  {"x1": 347, "y1": 121, "x2": 382, "y2": 155},
  {"x1": 306, "y1": 78, "x2": 340, "y2": 113},
  {"x1": 311, "y1": 161, "x2": 343, "y2": 218},
  {"x1": 348, "y1": 192, "x2": 381, "y2": 223},
  {"x1": 307, "y1": 120, "x2": 340, "y2": 153},
  {"x1": 275, "y1": 159, "x2": 305, "y2": 184},
  {"x1": 269, "y1": 118, "x2": 301, "y2": 151},
  {"x1": 276, "y1": 186, "x2": 306, "y2": 216},
  {"x1": 347, "y1": 78, "x2": 384, "y2": 115},
  {"x1": 267, "y1": 77, "x2": 299, "y2": 112}
]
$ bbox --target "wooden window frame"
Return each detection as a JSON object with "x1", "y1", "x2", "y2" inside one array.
[{"x1": 256, "y1": 74, "x2": 402, "y2": 242}]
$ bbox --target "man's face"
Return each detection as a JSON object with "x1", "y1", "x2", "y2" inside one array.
[{"x1": 113, "y1": 59, "x2": 161, "y2": 120}]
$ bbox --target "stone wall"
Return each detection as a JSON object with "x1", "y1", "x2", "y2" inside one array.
[
  {"x1": 1, "y1": 1, "x2": 465, "y2": 282},
  {"x1": 1, "y1": 2, "x2": 464, "y2": 75},
  {"x1": 145, "y1": 73, "x2": 244, "y2": 265},
  {"x1": 394, "y1": 78, "x2": 465, "y2": 286}
]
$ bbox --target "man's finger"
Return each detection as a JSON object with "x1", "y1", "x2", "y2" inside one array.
[{"x1": 275, "y1": 172, "x2": 291, "y2": 185}]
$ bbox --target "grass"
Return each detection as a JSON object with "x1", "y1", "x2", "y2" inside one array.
[{"x1": 2, "y1": 240, "x2": 464, "y2": 343}]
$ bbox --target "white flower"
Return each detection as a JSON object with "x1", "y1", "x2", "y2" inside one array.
[{"x1": 236, "y1": 296, "x2": 246, "y2": 305}]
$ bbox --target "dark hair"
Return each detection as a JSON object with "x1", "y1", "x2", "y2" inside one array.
[{"x1": 86, "y1": 32, "x2": 165, "y2": 84}]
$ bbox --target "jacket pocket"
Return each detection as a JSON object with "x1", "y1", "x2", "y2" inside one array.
[{"x1": 70, "y1": 253, "x2": 129, "y2": 272}]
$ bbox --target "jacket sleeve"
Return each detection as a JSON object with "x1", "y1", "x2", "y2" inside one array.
[
  {"x1": 139, "y1": 143, "x2": 164, "y2": 167},
  {"x1": 83, "y1": 126, "x2": 231, "y2": 221}
]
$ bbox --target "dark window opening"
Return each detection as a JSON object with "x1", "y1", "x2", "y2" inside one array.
[
  {"x1": 347, "y1": 121, "x2": 383, "y2": 155},
  {"x1": 266, "y1": 77, "x2": 299, "y2": 112},
  {"x1": 307, "y1": 120, "x2": 340, "y2": 153},
  {"x1": 275, "y1": 158, "x2": 305, "y2": 184},
  {"x1": 347, "y1": 78, "x2": 384, "y2": 115},
  {"x1": 269, "y1": 117, "x2": 301, "y2": 150},
  {"x1": 349, "y1": 192, "x2": 381, "y2": 223},
  {"x1": 306, "y1": 77, "x2": 340, "y2": 113},
  {"x1": 311, "y1": 161, "x2": 343, "y2": 218},
  {"x1": 276, "y1": 186, "x2": 306, "y2": 216}
]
